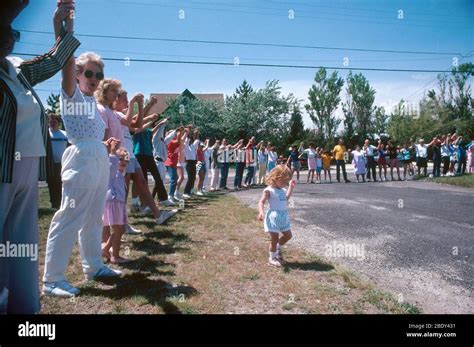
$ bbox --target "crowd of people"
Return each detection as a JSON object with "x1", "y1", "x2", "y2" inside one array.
[
  {"x1": 283, "y1": 136, "x2": 473, "y2": 184},
  {"x1": 1, "y1": 1, "x2": 473, "y2": 313}
]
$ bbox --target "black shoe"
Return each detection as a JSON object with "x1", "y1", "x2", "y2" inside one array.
[{"x1": 345, "y1": 180, "x2": 351, "y2": 183}]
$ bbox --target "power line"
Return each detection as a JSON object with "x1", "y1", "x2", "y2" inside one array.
[
  {"x1": 13, "y1": 52, "x2": 465, "y2": 73},
  {"x1": 19, "y1": 29, "x2": 468, "y2": 56},
  {"x1": 118, "y1": 1, "x2": 472, "y2": 28},
  {"x1": 17, "y1": 40, "x2": 455, "y2": 64},
  {"x1": 269, "y1": 0, "x2": 474, "y2": 20}
]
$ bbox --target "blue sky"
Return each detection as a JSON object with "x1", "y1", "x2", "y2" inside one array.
[{"x1": 12, "y1": 0, "x2": 474, "y2": 127}]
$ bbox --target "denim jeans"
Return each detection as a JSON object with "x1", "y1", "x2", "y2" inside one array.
[
  {"x1": 234, "y1": 162, "x2": 245, "y2": 187},
  {"x1": 219, "y1": 162, "x2": 229, "y2": 188},
  {"x1": 244, "y1": 165, "x2": 255, "y2": 185},
  {"x1": 166, "y1": 166, "x2": 178, "y2": 197},
  {"x1": 432, "y1": 158, "x2": 441, "y2": 177}
]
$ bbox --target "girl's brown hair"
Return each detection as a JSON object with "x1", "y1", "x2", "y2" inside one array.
[{"x1": 265, "y1": 165, "x2": 292, "y2": 187}]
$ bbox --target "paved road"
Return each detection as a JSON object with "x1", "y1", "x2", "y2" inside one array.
[{"x1": 230, "y1": 172, "x2": 474, "y2": 314}]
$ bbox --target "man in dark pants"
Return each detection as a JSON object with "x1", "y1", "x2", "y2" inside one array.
[
  {"x1": 363, "y1": 139, "x2": 378, "y2": 182},
  {"x1": 332, "y1": 138, "x2": 350, "y2": 183},
  {"x1": 133, "y1": 128, "x2": 173, "y2": 206},
  {"x1": 234, "y1": 146, "x2": 246, "y2": 190},
  {"x1": 47, "y1": 113, "x2": 68, "y2": 209},
  {"x1": 183, "y1": 128, "x2": 199, "y2": 197},
  {"x1": 456, "y1": 137, "x2": 467, "y2": 175},
  {"x1": 432, "y1": 138, "x2": 441, "y2": 177}
]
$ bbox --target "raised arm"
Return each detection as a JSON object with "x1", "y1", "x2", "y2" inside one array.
[
  {"x1": 35, "y1": 3, "x2": 80, "y2": 96},
  {"x1": 203, "y1": 139, "x2": 210, "y2": 152},
  {"x1": 298, "y1": 142, "x2": 304, "y2": 153},
  {"x1": 286, "y1": 180, "x2": 296, "y2": 200},
  {"x1": 121, "y1": 93, "x2": 143, "y2": 126},
  {"x1": 151, "y1": 117, "x2": 168, "y2": 135}
]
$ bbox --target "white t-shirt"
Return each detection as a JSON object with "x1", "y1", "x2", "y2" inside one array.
[
  {"x1": 265, "y1": 186, "x2": 288, "y2": 211},
  {"x1": 364, "y1": 144, "x2": 377, "y2": 157},
  {"x1": 267, "y1": 151, "x2": 278, "y2": 163},
  {"x1": 2, "y1": 57, "x2": 45, "y2": 157},
  {"x1": 415, "y1": 144, "x2": 428, "y2": 158},
  {"x1": 304, "y1": 148, "x2": 317, "y2": 159},
  {"x1": 60, "y1": 86, "x2": 105, "y2": 143},
  {"x1": 184, "y1": 138, "x2": 199, "y2": 160},
  {"x1": 49, "y1": 129, "x2": 68, "y2": 163},
  {"x1": 258, "y1": 149, "x2": 267, "y2": 164}
]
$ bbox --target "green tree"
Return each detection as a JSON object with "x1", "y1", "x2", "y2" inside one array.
[
  {"x1": 305, "y1": 68, "x2": 343, "y2": 146},
  {"x1": 164, "y1": 94, "x2": 225, "y2": 141},
  {"x1": 346, "y1": 71, "x2": 376, "y2": 140},
  {"x1": 373, "y1": 106, "x2": 389, "y2": 137},
  {"x1": 221, "y1": 80, "x2": 293, "y2": 152},
  {"x1": 288, "y1": 100, "x2": 305, "y2": 145}
]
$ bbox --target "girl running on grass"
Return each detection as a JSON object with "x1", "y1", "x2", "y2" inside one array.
[{"x1": 258, "y1": 165, "x2": 296, "y2": 267}]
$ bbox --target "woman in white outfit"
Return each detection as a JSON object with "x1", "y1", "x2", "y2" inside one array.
[{"x1": 42, "y1": 51, "x2": 123, "y2": 297}]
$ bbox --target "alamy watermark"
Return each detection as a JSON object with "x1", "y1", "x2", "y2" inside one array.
[
  {"x1": 325, "y1": 241, "x2": 366, "y2": 261},
  {"x1": 60, "y1": 100, "x2": 97, "y2": 119},
  {"x1": 0, "y1": 241, "x2": 38, "y2": 261}
]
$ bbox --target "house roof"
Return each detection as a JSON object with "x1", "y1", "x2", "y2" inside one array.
[{"x1": 148, "y1": 89, "x2": 224, "y2": 115}]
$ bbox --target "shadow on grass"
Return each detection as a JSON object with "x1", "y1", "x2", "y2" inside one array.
[
  {"x1": 80, "y1": 272, "x2": 198, "y2": 314},
  {"x1": 118, "y1": 255, "x2": 176, "y2": 276},
  {"x1": 144, "y1": 230, "x2": 190, "y2": 241},
  {"x1": 283, "y1": 260, "x2": 334, "y2": 273},
  {"x1": 129, "y1": 238, "x2": 188, "y2": 255}
]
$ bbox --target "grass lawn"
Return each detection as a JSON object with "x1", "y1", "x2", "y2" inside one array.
[
  {"x1": 425, "y1": 174, "x2": 474, "y2": 188},
  {"x1": 38, "y1": 187, "x2": 420, "y2": 314}
]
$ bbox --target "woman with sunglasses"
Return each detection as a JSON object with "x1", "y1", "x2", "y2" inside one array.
[
  {"x1": 0, "y1": 1, "x2": 80, "y2": 313},
  {"x1": 42, "y1": 28, "x2": 126, "y2": 297}
]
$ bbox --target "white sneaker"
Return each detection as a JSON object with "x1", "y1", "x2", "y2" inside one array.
[
  {"x1": 86, "y1": 266, "x2": 122, "y2": 281},
  {"x1": 196, "y1": 191, "x2": 204, "y2": 196},
  {"x1": 43, "y1": 280, "x2": 80, "y2": 297},
  {"x1": 137, "y1": 206, "x2": 153, "y2": 216},
  {"x1": 156, "y1": 209, "x2": 178, "y2": 225},
  {"x1": 268, "y1": 257, "x2": 282, "y2": 267},
  {"x1": 182, "y1": 194, "x2": 191, "y2": 199},
  {"x1": 125, "y1": 224, "x2": 143, "y2": 235},
  {"x1": 160, "y1": 199, "x2": 176, "y2": 207}
]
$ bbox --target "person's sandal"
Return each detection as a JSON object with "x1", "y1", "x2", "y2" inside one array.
[{"x1": 110, "y1": 256, "x2": 130, "y2": 264}]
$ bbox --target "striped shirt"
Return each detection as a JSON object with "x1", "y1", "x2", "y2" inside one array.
[{"x1": 0, "y1": 30, "x2": 80, "y2": 183}]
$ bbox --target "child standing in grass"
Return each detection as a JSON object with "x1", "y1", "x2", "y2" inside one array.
[{"x1": 258, "y1": 165, "x2": 296, "y2": 267}]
